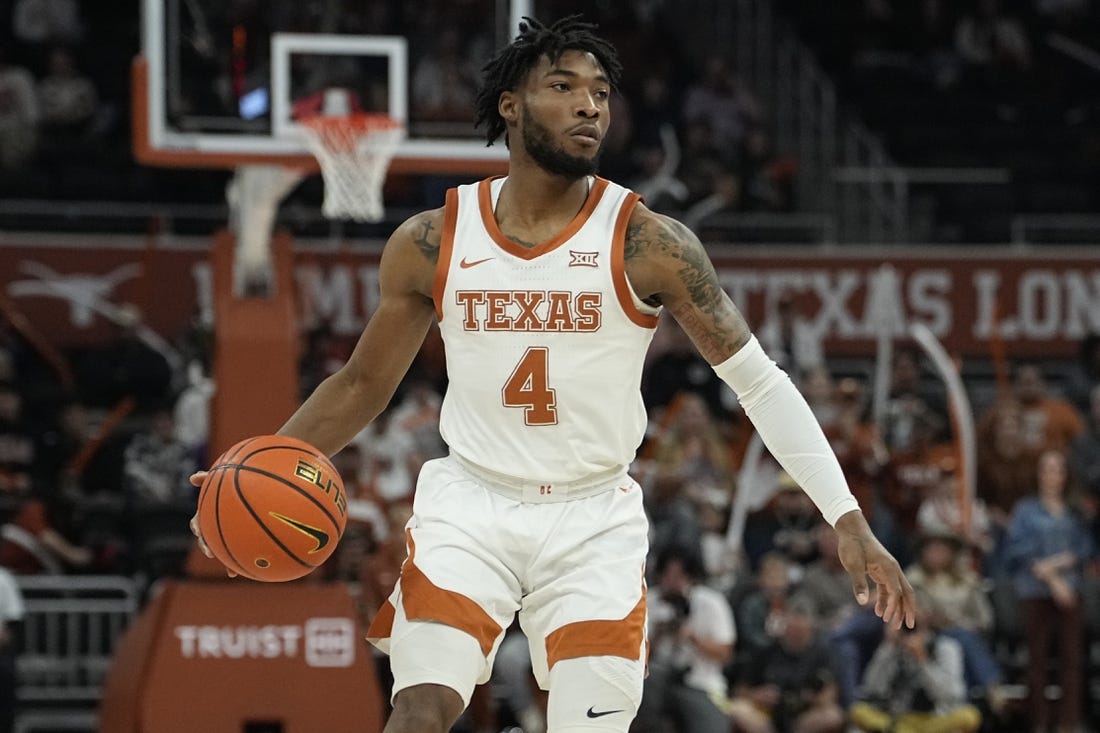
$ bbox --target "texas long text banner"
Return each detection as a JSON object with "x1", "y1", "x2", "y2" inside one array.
[{"x1": 1, "y1": 236, "x2": 1097, "y2": 358}]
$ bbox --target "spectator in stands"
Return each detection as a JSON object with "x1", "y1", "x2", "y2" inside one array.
[
  {"x1": 0, "y1": 381, "x2": 38, "y2": 500},
  {"x1": 73, "y1": 304, "x2": 174, "y2": 413},
  {"x1": 880, "y1": 409, "x2": 951, "y2": 538},
  {"x1": 823, "y1": 378, "x2": 886, "y2": 526},
  {"x1": 954, "y1": 0, "x2": 1033, "y2": 79},
  {"x1": 827, "y1": 588, "x2": 885, "y2": 710},
  {"x1": 737, "y1": 126, "x2": 797, "y2": 213},
  {"x1": 978, "y1": 361, "x2": 1084, "y2": 463},
  {"x1": 849, "y1": 591, "x2": 982, "y2": 733},
  {"x1": 797, "y1": 523, "x2": 860, "y2": 632},
  {"x1": 905, "y1": 530, "x2": 1006, "y2": 713},
  {"x1": 735, "y1": 551, "x2": 798, "y2": 658},
  {"x1": 122, "y1": 407, "x2": 197, "y2": 509},
  {"x1": 743, "y1": 473, "x2": 822, "y2": 572},
  {"x1": 682, "y1": 54, "x2": 763, "y2": 155},
  {"x1": 350, "y1": 397, "x2": 431, "y2": 506},
  {"x1": 850, "y1": 0, "x2": 907, "y2": 72},
  {"x1": 410, "y1": 27, "x2": 478, "y2": 122},
  {"x1": 0, "y1": 49, "x2": 39, "y2": 174},
  {"x1": 386, "y1": 375, "x2": 446, "y2": 465},
  {"x1": 11, "y1": 0, "x2": 83, "y2": 48},
  {"x1": 697, "y1": 493, "x2": 739, "y2": 593},
  {"x1": 1033, "y1": 0, "x2": 1091, "y2": 27},
  {"x1": 1070, "y1": 383, "x2": 1100, "y2": 525},
  {"x1": 298, "y1": 323, "x2": 353, "y2": 401},
  {"x1": 799, "y1": 365, "x2": 838, "y2": 427},
  {"x1": 0, "y1": 493, "x2": 92, "y2": 574},
  {"x1": 650, "y1": 391, "x2": 737, "y2": 510},
  {"x1": 644, "y1": 389, "x2": 739, "y2": 601},
  {"x1": 642, "y1": 314, "x2": 736, "y2": 422},
  {"x1": 36, "y1": 46, "x2": 98, "y2": 136},
  {"x1": 637, "y1": 547, "x2": 736, "y2": 733},
  {"x1": 172, "y1": 359, "x2": 214, "y2": 465},
  {"x1": 1004, "y1": 448, "x2": 1094, "y2": 733},
  {"x1": 756, "y1": 290, "x2": 824, "y2": 378},
  {"x1": 881, "y1": 345, "x2": 948, "y2": 454},
  {"x1": 1065, "y1": 332, "x2": 1100, "y2": 414},
  {"x1": 675, "y1": 118, "x2": 740, "y2": 215},
  {"x1": 976, "y1": 402, "x2": 1037, "y2": 540},
  {"x1": 914, "y1": 459, "x2": 994, "y2": 558},
  {"x1": 903, "y1": 0, "x2": 963, "y2": 90},
  {"x1": 728, "y1": 595, "x2": 845, "y2": 733},
  {"x1": 0, "y1": 566, "x2": 23, "y2": 733}
]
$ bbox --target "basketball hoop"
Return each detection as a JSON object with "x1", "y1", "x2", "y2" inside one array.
[{"x1": 299, "y1": 113, "x2": 405, "y2": 223}]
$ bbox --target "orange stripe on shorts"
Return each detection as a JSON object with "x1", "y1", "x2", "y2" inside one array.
[
  {"x1": 544, "y1": 589, "x2": 647, "y2": 669},
  {"x1": 366, "y1": 599, "x2": 396, "y2": 642},
  {"x1": 400, "y1": 533, "x2": 503, "y2": 657}
]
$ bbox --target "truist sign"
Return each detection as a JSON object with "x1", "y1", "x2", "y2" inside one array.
[
  {"x1": 1, "y1": 237, "x2": 1098, "y2": 358},
  {"x1": 173, "y1": 617, "x2": 355, "y2": 667}
]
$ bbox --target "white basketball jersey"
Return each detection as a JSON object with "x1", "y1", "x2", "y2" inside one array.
[{"x1": 434, "y1": 176, "x2": 661, "y2": 483}]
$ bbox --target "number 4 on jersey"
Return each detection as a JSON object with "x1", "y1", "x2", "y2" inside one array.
[{"x1": 502, "y1": 347, "x2": 558, "y2": 425}]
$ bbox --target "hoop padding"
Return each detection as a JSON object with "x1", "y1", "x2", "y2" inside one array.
[
  {"x1": 226, "y1": 164, "x2": 306, "y2": 295},
  {"x1": 300, "y1": 114, "x2": 405, "y2": 223}
]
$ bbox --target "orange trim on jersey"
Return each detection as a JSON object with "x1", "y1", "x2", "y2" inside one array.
[
  {"x1": 544, "y1": 590, "x2": 647, "y2": 670},
  {"x1": 432, "y1": 188, "x2": 460, "y2": 322},
  {"x1": 366, "y1": 599, "x2": 396, "y2": 641},
  {"x1": 611, "y1": 194, "x2": 660, "y2": 328},
  {"x1": 477, "y1": 176, "x2": 610, "y2": 260},
  {"x1": 399, "y1": 533, "x2": 503, "y2": 657}
]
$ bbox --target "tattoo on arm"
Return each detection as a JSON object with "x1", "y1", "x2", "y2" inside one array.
[
  {"x1": 628, "y1": 215, "x2": 748, "y2": 363},
  {"x1": 412, "y1": 218, "x2": 440, "y2": 264}
]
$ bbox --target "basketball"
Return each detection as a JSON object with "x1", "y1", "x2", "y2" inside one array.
[{"x1": 196, "y1": 435, "x2": 348, "y2": 582}]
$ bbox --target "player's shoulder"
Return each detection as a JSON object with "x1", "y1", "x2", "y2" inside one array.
[
  {"x1": 388, "y1": 206, "x2": 447, "y2": 264},
  {"x1": 623, "y1": 201, "x2": 703, "y2": 264}
]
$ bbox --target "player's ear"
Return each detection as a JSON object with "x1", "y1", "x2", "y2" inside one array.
[{"x1": 498, "y1": 91, "x2": 518, "y2": 124}]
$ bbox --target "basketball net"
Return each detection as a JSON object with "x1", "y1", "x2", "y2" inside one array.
[{"x1": 298, "y1": 90, "x2": 405, "y2": 223}]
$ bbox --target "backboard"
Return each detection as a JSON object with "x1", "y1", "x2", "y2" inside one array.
[{"x1": 134, "y1": 0, "x2": 535, "y2": 175}]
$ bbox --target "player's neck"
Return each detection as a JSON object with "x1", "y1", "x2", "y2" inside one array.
[{"x1": 496, "y1": 160, "x2": 592, "y2": 227}]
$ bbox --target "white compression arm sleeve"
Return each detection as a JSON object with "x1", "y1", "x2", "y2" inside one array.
[{"x1": 713, "y1": 336, "x2": 861, "y2": 526}]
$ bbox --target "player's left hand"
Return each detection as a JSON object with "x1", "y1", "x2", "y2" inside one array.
[{"x1": 833, "y1": 510, "x2": 916, "y2": 629}]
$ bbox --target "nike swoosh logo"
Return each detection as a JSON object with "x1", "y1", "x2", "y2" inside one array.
[
  {"x1": 586, "y1": 707, "x2": 624, "y2": 719},
  {"x1": 459, "y1": 256, "x2": 494, "y2": 269},
  {"x1": 270, "y1": 512, "x2": 330, "y2": 553}
]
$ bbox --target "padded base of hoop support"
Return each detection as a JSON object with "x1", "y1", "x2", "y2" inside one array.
[
  {"x1": 203, "y1": 230, "x2": 300, "y2": 505},
  {"x1": 99, "y1": 581, "x2": 385, "y2": 733}
]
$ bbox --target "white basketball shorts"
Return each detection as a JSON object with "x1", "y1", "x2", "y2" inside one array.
[{"x1": 366, "y1": 454, "x2": 649, "y2": 705}]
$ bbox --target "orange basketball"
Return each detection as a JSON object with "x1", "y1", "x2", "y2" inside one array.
[{"x1": 196, "y1": 435, "x2": 347, "y2": 582}]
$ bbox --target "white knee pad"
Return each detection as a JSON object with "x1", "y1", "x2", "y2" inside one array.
[{"x1": 546, "y1": 656, "x2": 644, "y2": 733}]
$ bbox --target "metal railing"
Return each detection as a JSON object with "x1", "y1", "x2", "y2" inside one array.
[
  {"x1": 1011, "y1": 214, "x2": 1100, "y2": 245},
  {"x1": 729, "y1": 0, "x2": 907, "y2": 243}
]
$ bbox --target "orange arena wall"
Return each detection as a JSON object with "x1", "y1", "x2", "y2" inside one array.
[{"x1": 1, "y1": 237, "x2": 1097, "y2": 359}]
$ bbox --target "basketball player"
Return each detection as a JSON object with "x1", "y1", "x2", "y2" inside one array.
[{"x1": 191, "y1": 16, "x2": 915, "y2": 733}]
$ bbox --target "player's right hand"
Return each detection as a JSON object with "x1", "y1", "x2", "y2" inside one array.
[{"x1": 189, "y1": 471, "x2": 237, "y2": 577}]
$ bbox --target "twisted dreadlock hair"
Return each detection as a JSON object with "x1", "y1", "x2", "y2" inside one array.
[{"x1": 474, "y1": 15, "x2": 623, "y2": 146}]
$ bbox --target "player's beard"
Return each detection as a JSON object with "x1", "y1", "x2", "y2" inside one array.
[{"x1": 521, "y1": 106, "x2": 600, "y2": 179}]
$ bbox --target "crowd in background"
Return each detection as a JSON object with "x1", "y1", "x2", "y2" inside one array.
[{"x1": 1, "y1": 295, "x2": 1100, "y2": 732}]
